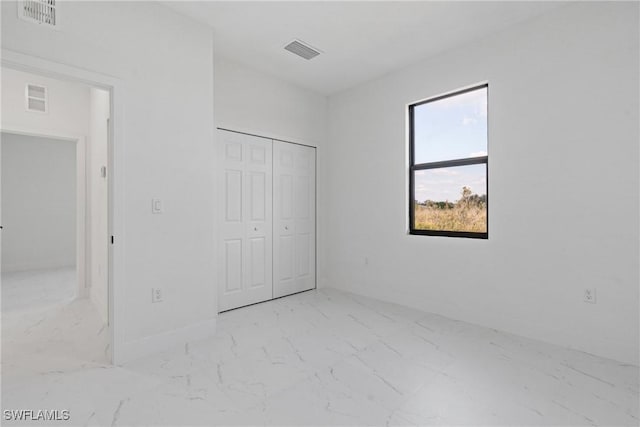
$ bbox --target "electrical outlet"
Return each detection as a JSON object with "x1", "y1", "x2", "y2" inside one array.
[
  {"x1": 152, "y1": 288, "x2": 163, "y2": 303},
  {"x1": 584, "y1": 288, "x2": 596, "y2": 304},
  {"x1": 364, "y1": 256, "x2": 369, "y2": 265}
]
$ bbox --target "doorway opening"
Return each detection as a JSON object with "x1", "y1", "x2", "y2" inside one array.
[{"x1": 1, "y1": 66, "x2": 112, "y2": 368}]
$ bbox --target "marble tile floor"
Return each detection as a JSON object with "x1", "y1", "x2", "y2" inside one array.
[
  {"x1": 2, "y1": 268, "x2": 110, "y2": 385},
  {"x1": 2, "y1": 283, "x2": 638, "y2": 426},
  {"x1": 2, "y1": 268, "x2": 77, "y2": 313}
]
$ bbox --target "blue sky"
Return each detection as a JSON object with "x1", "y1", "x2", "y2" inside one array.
[{"x1": 413, "y1": 87, "x2": 487, "y2": 202}]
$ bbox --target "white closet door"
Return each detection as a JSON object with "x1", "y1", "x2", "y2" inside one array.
[
  {"x1": 273, "y1": 141, "x2": 316, "y2": 298},
  {"x1": 218, "y1": 130, "x2": 273, "y2": 312}
]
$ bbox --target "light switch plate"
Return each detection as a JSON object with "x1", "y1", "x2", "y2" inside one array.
[{"x1": 152, "y1": 198, "x2": 163, "y2": 214}]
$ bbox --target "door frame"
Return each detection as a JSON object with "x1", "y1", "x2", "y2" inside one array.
[
  {"x1": 0, "y1": 128, "x2": 87, "y2": 296},
  {"x1": 1, "y1": 49, "x2": 125, "y2": 364}
]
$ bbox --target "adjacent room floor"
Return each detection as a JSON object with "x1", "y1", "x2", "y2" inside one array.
[
  {"x1": 2, "y1": 268, "x2": 110, "y2": 409},
  {"x1": 2, "y1": 267, "x2": 77, "y2": 312},
  {"x1": 2, "y1": 286, "x2": 638, "y2": 426}
]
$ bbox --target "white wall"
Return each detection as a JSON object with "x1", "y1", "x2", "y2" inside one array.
[
  {"x1": 1, "y1": 66, "x2": 90, "y2": 137},
  {"x1": 0, "y1": 66, "x2": 88, "y2": 288},
  {"x1": 214, "y1": 56, "x2": 326, "y2": 145},
  {"x1": 1, "y1": 133, "x2": 76, "y2": 272},
  {"x1": 89, "y1": 88, "x2": 110, "y2": 323},
  {"x1": 1, "y1": 1, "x2": 215, "y2": 361},
  {"x1": 213, "y1": 56, "x2": 330, "y2": 288},
  {"x1": 325, "y1": 2, "x2": 639, "y2": 365}
]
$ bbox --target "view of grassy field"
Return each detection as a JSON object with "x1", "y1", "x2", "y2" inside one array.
[{"x1": 414, "y1": 186, "x2": 486, "y2": 233}]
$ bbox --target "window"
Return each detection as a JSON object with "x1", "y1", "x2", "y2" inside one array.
[{"x1": 409, "y1": 84, "x2": 488, "y2": 239}]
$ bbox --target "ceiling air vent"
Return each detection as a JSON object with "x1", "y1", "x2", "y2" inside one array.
[
  {"x1": 25, "y1": 84, "x2": 48, "y2": 113},
  {"x1": 18, "y1": 0, "x2": 57, "y2": 27},
  {"x1": 284, "y1": 39, "x2": 321, "y2": 60}
]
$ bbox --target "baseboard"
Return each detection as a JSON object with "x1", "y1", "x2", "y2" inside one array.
[
  {"x1": 78, "y1": 285, "x2": 90, "y2": 299},
  {"x1": 1, "y1": 263, "x2": 76, "y2": 274},
  {"x1": 317, "y1": 276, "x2": 331, "y2": 288},
  {"x1": 331, "y1": 283, "x2": 639, "y2": 367},
  {"x1": 113, "y1": 318, "x2": 217, "y2": 365}
]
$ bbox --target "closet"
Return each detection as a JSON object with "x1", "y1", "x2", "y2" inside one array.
[{"x1": 218, "y1": 129, "x2": 316, "y2": 312}]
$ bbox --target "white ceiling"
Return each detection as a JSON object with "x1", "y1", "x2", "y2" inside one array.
[{"x1": 163, "y1": 1, "x2": 565, "y2": 95}]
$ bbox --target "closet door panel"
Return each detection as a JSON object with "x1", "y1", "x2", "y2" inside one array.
[
  {"x1": 224, "y1": 239, "x2": 243, "y2": 293},
  {"x1": 273, "y1": 141, "x2": 316, "y2": 298},
  {"x1": 224, "y1": 170, "x2": 242, "y2": 222},
  {"x1": 218, "y1": 130, "x2": 272, "y2": 312},
  {"x1": 248, "y1": 236, "x2": 266, "y2": 288}
]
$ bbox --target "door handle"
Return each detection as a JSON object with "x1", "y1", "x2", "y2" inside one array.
[
  {"x1": 254, "y1": 227, "x2": 258, "y2": 231},
  {"x1": 285, "y1": 226, "x2": 289, "y2": 230}
]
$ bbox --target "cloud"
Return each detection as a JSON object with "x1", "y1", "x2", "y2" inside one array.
[
  {"x1": 469, "y1": 151, "x2": 487, "y2": 157},
  {"x1": 430, "y1": 169, "x2": 459, "y2": 176}
]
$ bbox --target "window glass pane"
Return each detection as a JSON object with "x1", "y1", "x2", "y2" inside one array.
[
  {"x1": 413, "y1": 164, "x2": 487, "y2": 233},
  {"x1": 413, "y1": 87, "x2": 487, "y2": 164}
]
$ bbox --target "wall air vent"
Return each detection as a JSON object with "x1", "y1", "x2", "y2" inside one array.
[
  {"x1": 18, "y1": 0, "x2": 57, "y2": 27},
  {"x1": 25, "y1": 84, "x2": 48, "y2": 113},
  {"x1": 284, "y1": 39, "x2": 322, "y2": 60}
]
